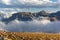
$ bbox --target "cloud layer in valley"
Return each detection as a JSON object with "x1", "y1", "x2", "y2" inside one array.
[{"x1": 0, "y1": 19, "x2": 60, "y2": 33}]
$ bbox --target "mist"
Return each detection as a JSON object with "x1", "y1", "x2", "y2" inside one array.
[{"x1": 0, "y1": 19, "x2": 60, "y2": 33}]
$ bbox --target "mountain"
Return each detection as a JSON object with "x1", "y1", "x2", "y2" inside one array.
[
  {"x1": 37, "y1": 10, "x2": 49, "y2": 17},
  {"x1": 1, "y1": 11, "x2": 60, "y2": 24},
  {"x1": 49, "y1": 11, "x2": 60, "y2": 21},
  {"x1": 32, "y1": 10, "x2": 49, "y2": 17},
  {"x1": 1, "y1": 12, "x2": 33, "y2": 24}
]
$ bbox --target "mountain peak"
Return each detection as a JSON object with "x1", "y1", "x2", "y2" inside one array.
[{"x1": 40, "y1": 10, "x2": 47, "y2": 14}]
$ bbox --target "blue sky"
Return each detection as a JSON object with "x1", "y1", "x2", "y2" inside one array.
[
  {"x1": 51, "y1": 0, "x2": 57, "y2": 2},
  {"x1": 0, "y1": 0, "x2": 60, "y2": 13}
]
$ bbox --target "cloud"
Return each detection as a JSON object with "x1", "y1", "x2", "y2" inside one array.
[
  {"x1": 0, "y1": 0, "x2": 58, "y2": 8},
  {"x1": 0, "y1": 0, "x2": 59, "y2": 13},
  {"x1": 2, "y1": 0, "x2": 11, "y2": 5},
  {"x1": 0, "y1": 8, "x2": 22, "y2": 14},
  {"x1": 0, "y1": 19, "x2": 60, "y2": 33},
  {"x1": 0, "y1": 22, "x2": 5, "y2": 31},
  {"x1": 0, "y1": 19, "x2": 50, "y2": 32},
  {"x1": 57, "y1": 0, "x2": 60, "y2": 7}
]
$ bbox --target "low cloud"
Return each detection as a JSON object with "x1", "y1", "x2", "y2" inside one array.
[{"x1": 0, "y1": 19, "x2": 60, "y2": 33}]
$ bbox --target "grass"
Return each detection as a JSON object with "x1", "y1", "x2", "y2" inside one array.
[{"x1": 0, "y1": 31, "x2": 60, "y2": 40}]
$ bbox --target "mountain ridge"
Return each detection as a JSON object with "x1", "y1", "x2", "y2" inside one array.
[{"x1": 0, "y1": 10, "x2": 60, "y2": 24}]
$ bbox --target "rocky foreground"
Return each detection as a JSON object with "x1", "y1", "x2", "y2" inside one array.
[{"x1": 0, "y1": 31, "x2": 60, "y2": 40}]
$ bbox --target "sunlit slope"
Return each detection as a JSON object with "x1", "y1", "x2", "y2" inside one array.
[{"x1": 0, "y1": 31, "x2": 60, "y2": 40}]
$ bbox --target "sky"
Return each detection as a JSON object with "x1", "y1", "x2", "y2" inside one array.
[{"x1": 0, "y1": 0, "x2": 60, "y2": 13}]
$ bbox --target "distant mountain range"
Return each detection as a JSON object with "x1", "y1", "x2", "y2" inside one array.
[{"x1": 0, "y1": 10, "x2": 60, "y2": 24}]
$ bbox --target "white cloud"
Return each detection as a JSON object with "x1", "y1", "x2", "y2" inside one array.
[
  {"x1": 57, "y1": 0, "x2": 60, "y2": 7},
  {"x1": 17, "y1": 0, "x2": 56, "y2": 6},
  {"x1": 0, "y1": 22, "x2": 5, "y2": 31},
  {"x1": 2, "y1": 0, "x2": 11, "y2": 5},
  {"x1": 0, "y1": 19, "x2": 60, "y2": 33},
  {"x1": 0, "y1": 8, "x2": 22, "y2": 14},
  {"x1": 0, "y1": 0, "x2": 57, "y2": 7},
  {"x1": 0, "y1": 0, "x2": 59, "y2": 13},
  {"x1": 0, "y1": 19, "x2": 51, "y2": 32}
]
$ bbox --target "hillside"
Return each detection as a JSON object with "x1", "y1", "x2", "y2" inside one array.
[{"x1": 0, "y1": 31, "x2": 60, "y2": 40}]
